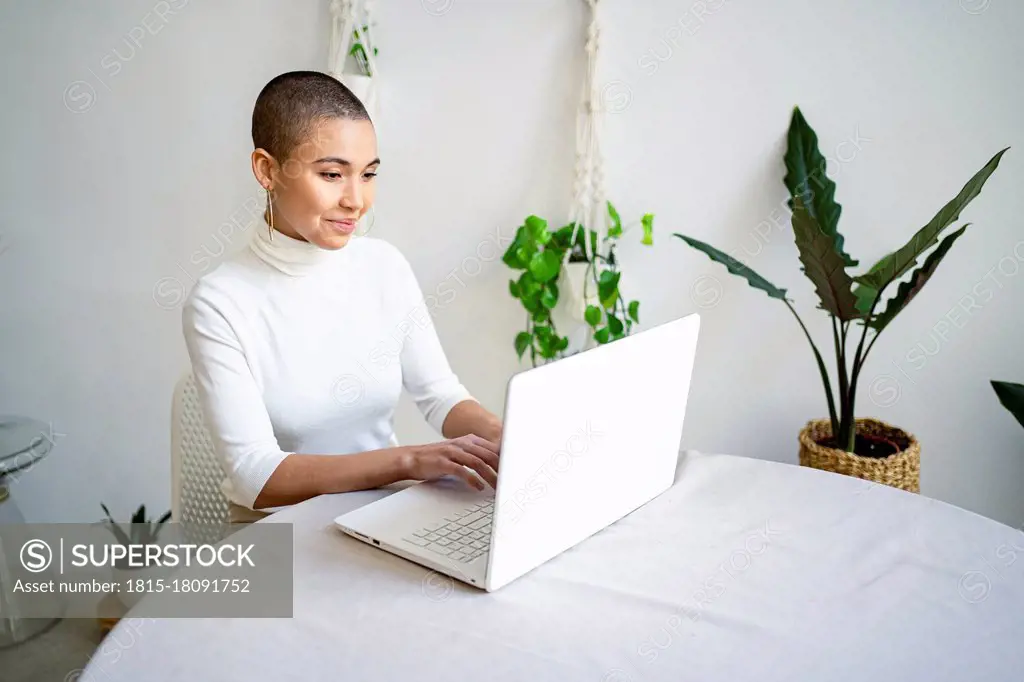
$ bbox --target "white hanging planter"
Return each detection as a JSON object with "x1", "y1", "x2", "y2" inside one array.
[
  {"x1": 560, "y1": 261, "x2": 599, "y2": 323},
  {"x1": 327, "y1": 0, "x2": 381, "y2": 123},
  {"x1": 336, "y1": 72, "x2": 379, "y2": 122}
]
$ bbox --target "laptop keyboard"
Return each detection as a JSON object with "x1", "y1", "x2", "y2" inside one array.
[{"x1": 402, "y1": 500, "x2": 494, "y2": 563}]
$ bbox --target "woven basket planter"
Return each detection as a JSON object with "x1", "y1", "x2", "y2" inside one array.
[{"x1": 798, "y1": 417, "x2": 921, "y2": 493}]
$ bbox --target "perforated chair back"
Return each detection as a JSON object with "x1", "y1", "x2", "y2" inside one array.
[{"x1": 171, "y1": 373, "x2": 230, "y2": 540}]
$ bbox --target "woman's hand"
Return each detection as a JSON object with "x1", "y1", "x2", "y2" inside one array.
[{"x1": 399, "y1": 434, "x2": 500, "y2": 491}]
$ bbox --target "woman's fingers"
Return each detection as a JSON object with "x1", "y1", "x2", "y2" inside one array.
[
  {"x1": 467, "y1": 434, "x2": 501, "y2": 457},
  {"x1": 458, "y1": 441, "x2": 500, "y2": 473},
  {"x1": 441, "y1": 458, "x2": 487, "y2": 491},
  {"x1": 444, "y1": 446, "x2": 498, "y2": 490}
]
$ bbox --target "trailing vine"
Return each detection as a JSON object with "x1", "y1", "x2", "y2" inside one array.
[{"x1": 503, "y1": 200, "x2": 654, "y2": 366}]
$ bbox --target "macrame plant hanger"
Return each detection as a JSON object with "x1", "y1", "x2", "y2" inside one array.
[
  {"x1": 563, "y1": 0, "x2": 609, "y2": 349},
  {"x1": 328, "y1": 0, "x2": 381, "y2": 123}
]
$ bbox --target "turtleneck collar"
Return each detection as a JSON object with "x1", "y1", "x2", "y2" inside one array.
[{"x1": 249, "y1": 217, "x2": 347, "y2": 276}]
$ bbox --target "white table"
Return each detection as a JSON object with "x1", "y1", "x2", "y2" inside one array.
[{"x1": 82, "y1": 451, "x2": 1024, "y2": 681}]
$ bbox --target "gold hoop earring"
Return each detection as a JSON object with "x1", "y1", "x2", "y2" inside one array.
[
  {"x1": 265, "y1": 187, "x2": 274, "y2": 241},
  {"x1": 357, "y1": 207, "x2": 376, "y2": 237}
]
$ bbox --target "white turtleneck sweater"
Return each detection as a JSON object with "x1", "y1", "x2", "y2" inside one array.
[{"x1": 181, "y1": 222, "x2": 476, "y2": 511}]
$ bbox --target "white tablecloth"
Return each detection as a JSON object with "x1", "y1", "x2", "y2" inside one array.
[{"x1": 82, "y1": 451, "x2": 1024, "y2": 681}]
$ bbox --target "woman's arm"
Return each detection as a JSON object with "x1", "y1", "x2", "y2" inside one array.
[
  {"x1": 443, "y1": 399, "x2": 503, "y2": 445},
  {"x1": 388, "y1": 247, "x2": 504, "y2": 445},
  {"x1": 252, "y1": 450, "x2": 406, "y2": 509},
  {"x1": 253, "y1": 432, "x2": 501, "y2": 509}
]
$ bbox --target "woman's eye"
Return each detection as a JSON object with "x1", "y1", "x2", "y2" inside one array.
[
  {"x1": 363, "y1": 172, "x2": 378, "y2": 180},
  {"x1": 321, "y1": 172, "x2": 342, "y2": 180}
]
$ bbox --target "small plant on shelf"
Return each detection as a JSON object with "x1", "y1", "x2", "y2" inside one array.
[{"x1": 502, "y1": 201, "x2": 654, "y2": 367}]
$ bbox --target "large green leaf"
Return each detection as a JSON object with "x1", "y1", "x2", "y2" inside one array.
[
  {"x1": 855, "y1": 147, "x2": 1008, "y2": 291},
  {"x1": 852, "y1": 283, "x2": 878, "y2": 316},
  {"x1": 673, "y1": 234, "x2": 789, "y2": 301},
  {"x1": 784, "y1": 107, "x2": 857, "y2": 267},
  {"x1": 528, "y1": 250, "x2": 561, "y2": 282},
  {"x1": 791, "y1": 197, "x2": 861, "y2": 321},
  {"x1": 992, "y1": 380, "x2": 1024, "y2": 431},
  {"x1": 869, "y1": 225, "x2": 967, "y2": 331},
  {"x1": 525, "y1": 215, "x2": 550, "y2": 244}
]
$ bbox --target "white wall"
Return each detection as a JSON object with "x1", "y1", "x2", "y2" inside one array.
[{"x1": 2, "y1": 0, "x2": 1022, "y2": 527}]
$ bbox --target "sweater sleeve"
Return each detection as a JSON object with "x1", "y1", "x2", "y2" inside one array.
[
  {"x1": 389, "y1": 248, "x2": 476, "y2": 435},
  {"x1": 181, "y1": 287, "x2": 292, "y2": 511}
]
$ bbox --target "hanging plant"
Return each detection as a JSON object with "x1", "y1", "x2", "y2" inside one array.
[
  {"x1": 503, "y1": 201, "x2": 654, "y2": 366},
  {"x1": 349, "y1": 24, "x2": 378, "y2": 77}
]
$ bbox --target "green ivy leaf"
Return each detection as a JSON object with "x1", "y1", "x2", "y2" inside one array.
[
  {"x1": 502, "y1": 235, "x2": 525, "y2": 268},
  {"x1": 518, "y1": 271, "x2": 539, "y2": 296},
  {"x1": 627, "y1": 300, "x2": 640, "y2": 322},
  {"x1": 516, "y1": 329, "x2": 532, "y2": 356},
  {"x1": 608, "y1": 314, "x2": 623, "y2": 335},
  {"x1": 509, "y1": 279, "x2": 521, "y2": 298},
  {"x1": 641, "y1": 214, "x2": 654, "y2": 246},
  {"x1": 522, "y1": 291, "x2": 541, "y2": 313},
  {"x1": 534, "y1": 325, "x2": 558, "y2": 358},
  {"x1": 584, "y1": 305, "x2": 601, "y2": 326},
  {"x1": 516, "y1": 246, "x2": 532, "y2": 265},
  {"x1": 528, "y1": 250, "x2": 562, "y2": 283},
  {"x1": 598, "y1": 270, "x2": 620, "y2": 308},
  {"x1": 525, "y1": 215, "x2": 550, "y2": 245},
  {"x1": 607, "y1": 201, "x2": 622, "y2": 238},
  {"x1": 594, "y1": 327, "x2": 610, "y2": 344},
  {"x1": 532, "y1": 308, "x2": 549, "y2": 323}
]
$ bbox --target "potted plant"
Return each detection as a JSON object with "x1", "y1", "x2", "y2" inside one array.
[
  {"x1": 100, "y1": 503, "x2": 172, "y2": 609},
  {"x1": 502, "y1": 201, "x2": 654, "y2": 366},
  {"x1": 992, "y1": 380, "x2": 1024, "y2": 431},
  {"x1": 340, "y1": 24, "x2": 378, "y2": 113},
  {"x1": 327, "y1": 10, "x2": 380, "y2": 120},
  {"x1": 673, "y1": 106, "x2": 1008, "y2": 492}
]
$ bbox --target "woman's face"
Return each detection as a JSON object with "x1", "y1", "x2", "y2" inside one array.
[{"x1": 253, "y1": 116, "x2": 379, "y2": 250}]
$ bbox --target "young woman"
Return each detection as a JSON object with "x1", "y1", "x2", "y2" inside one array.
[{"x1": 182, "y1": 71, "x2": 503, "y2": 523}]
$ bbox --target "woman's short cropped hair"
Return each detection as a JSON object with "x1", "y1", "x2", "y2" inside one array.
[{"x1": 251, "y1": 70, "x2": 370, "y2": 161}]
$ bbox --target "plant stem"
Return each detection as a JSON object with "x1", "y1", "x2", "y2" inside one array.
[
  {"x1": 527, "y1": 312, "x2": 537, "y2": 367},
  {"x1": 784, "y1": 300, "x2": 839, "y2": 436},
  {"x1": 841, "y1": 321, "x2": 857, "y2": 452},
  {"x1": 847, "y1": 293, "x2": 885, "y2": 448},
  {"x1": 831, "y1": 316, "x2": 850, "y2": 446}
]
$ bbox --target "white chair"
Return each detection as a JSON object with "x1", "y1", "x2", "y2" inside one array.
[{"x1": 170, "y1": 373, "x2": 230, "y2": 540}]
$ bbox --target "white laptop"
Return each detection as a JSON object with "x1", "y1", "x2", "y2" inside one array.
[{"x1": 333, "y1": 312, "x2": 701, "y2": 592}]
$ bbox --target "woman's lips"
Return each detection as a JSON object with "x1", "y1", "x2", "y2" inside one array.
[{"x1": 326, "y1": 219, "x2": 357, "y2": 235}]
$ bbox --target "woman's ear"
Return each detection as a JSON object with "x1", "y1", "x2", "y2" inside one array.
[{"x1": 251, "y1": 148, "x2": 276, "y2": 190}]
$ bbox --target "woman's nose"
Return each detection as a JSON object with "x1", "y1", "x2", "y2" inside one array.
[{"x1": 340, "y1": 183, "x2": 363, "y2": 211}]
